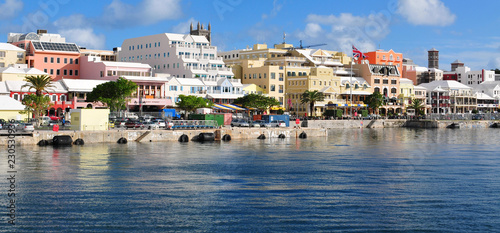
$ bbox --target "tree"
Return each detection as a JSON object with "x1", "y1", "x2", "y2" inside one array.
[
  {"x1": 233, "y1": 94, "x2": 280, "y2": 112},
  {"x1": 300, "y1": 90, "x2": 325, "y2": 117},
  {"x1": 176, "y1": 95, "x2": 213, "y2": 115},
  {"x1": 20, "y1": 94, "x2": 52, "y2": 126},
  {"x1": 21, "y1": 75, "x2": 55, "y2": 96},
  {"x1": 365, "y1": 91, "x2": 384, "y2": 115},
  {"x1": 408, "y1": 98, "x2": 425, "y2": 117},
  {"x1": 86, "y1": 77, "x2": 138, "y2": 112}
]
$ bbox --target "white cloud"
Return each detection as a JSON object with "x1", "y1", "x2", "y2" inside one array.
[
  {"x1": 397, "y1": 0, "x2": 456, "y2": 26},
  {"x1": 171, "y1": 17, "x2": 197, "y2": 34},
  {"x1": 247, "y1": 23, "x2": 282, "y2": 43},
  {"x1": 100, "y1": 0, "x2": 182, "y2": 27},
  {"x1": 54, "y1": 15, "x2": 106, "y2": 49},
  {"x1": 262, "y1": 0, "x2": 284, "y2": 20},
  {"x1": 296, "y1": 13, "x2": 392, "y2": 53},
  {"x1": 0, "y1": 0, "x2": 23, "y2": 19},
  {"x1": 57, "y1": 28, "x2": 106, "y2": 49}
]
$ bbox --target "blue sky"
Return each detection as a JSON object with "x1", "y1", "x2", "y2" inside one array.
[{"x1": 1, "y1": 0, "x2": 499, "y2": 70}]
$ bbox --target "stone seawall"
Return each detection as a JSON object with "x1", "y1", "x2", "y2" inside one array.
[
  {"x1": 0, "y1": 128, "x2": 327, "y2": 146},
  {"x1": 2, "y1": 119, "x2": 498, "y2": 146}
]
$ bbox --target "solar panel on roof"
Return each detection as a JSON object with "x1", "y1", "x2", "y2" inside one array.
[{"x1": 32, "y1": 42, "x2": 43, "y2": 50}]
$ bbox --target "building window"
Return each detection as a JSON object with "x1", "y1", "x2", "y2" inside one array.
[
  {"x1": 70, "y1": 58, "x2": 73, "y2": 64},
  {"x1": 69, "y1": 70, "x2": 73, "y2": 76},
  {"x1": 383, "y1": 79, "x2": 389, "y2": 84},
  {"x1": 44, "y1": 69, "x2": 47, "y2": 73},
  {"x1": 61, "y1": 95, "x2": 66, "y2": 102},
  {"x1": 271, "y1": 73, "x2": 276, "y2": 79},
  {"x1": 271, "y1": 85, "x2": 276, "y2": 91},
  {"x1": 52, "y1": 95, "x2": 57, "y2": 102},
  {"x1": 57, "y1": 58, "x2": 60, "y2": 63},
  {"x1": 391, "y1": 80, "x2": 397, "y2": 84},
  {"x1": 56, "y1": 69, "x2": 60, "y2": 75},
  {"x1": 13, "y1": 94, "x2": 19, "y2": 101},
  {"x1": 0, "y1": 51, "x2": 5, "y2": 57},
  {"x1": 64, "y1": 58, "x2": 67, "y2": 64},
  {"x1": 50, "y1": 57, "x2": 54, "y2": 63},
  {"x1": 374, "y1": 79, "x2": 380, "y2": 84},
  {"x1": 75, "y1": 70, "x2": 79, "y2": 76},
  {"x1": 64, "y1": 70, "x2": 67, "y2": 75},
  {"x1": 50, "y1": 69, "x2": 53, "y2": 75},
  {"x1": 75, "y1": 59, "x2": 79, "y2": 64},
  {"x1": 44, "y1": 57, "x2": 48, "y2": 63}
]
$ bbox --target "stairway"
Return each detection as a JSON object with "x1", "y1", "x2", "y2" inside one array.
[{"x1": 135, "y1": 131, "x2": 151, "y2": 142}]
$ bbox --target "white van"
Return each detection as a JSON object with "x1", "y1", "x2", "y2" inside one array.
[{"x1": 40, "y1": 116, "x2": 51, "y2": 126}]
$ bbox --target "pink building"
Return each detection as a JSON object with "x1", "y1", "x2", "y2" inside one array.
[{"x1": 8, "y1": 31, "x2": 81, "y2": 80}]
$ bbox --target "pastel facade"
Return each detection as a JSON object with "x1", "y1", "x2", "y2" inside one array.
[
  {"x1": 0, "y1": 64, "x2": 47, "y2": 81},
  {"x1": 9, "y1": 31, "x2": 81, "y2": 80},
  {"x1": 79, "y1": 55, "x2": 152, "y2": 80},
  {"x1": 2, "y1": 80, "x2": 71, "y2": 117},
  {"x1": 118, "y1": 33, "x2": 233, "y2": 79},
  {"x1": 419, "y1": 80, "x2": 476, "y2": 114},
  {"x1": 363, "y1": 49, "x2": 404, "y2": 74},
  {"x1": 0, "y1": 96, "x2": 28, "y2": 120},
  {"x1": 70, "y1": 109, "x2": 110, "y2": 131},
  {"x1": 0, "y1": 43, "x2": 25, "y2": 68}
]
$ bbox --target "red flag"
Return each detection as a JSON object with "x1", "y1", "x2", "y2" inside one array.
[{"x1": 352, "y1": 45, "x2": 367, "y2": 60}]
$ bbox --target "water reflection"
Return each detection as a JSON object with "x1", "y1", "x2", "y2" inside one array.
[{"x1": 1, "y1": 128, "x2": 499, "y2": 232}]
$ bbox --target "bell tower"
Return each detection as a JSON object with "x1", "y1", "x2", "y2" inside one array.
[{"x1": 190, "y1": 22, "x2": 211, "y2": 45}]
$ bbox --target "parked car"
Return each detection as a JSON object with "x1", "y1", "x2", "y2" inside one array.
[
  {"x1": 143, "y1": 121, "x2": 159, "y2": 130},
  {"x1": 114, "y1": 119, "x2": 127, "y2": 128},
  {"x1": 7, "y1": 120, "x2": 23, "y2": 129},
  {"x1": 152, "y1": 119, "x2": 166, "y2": 128},
  {"x1": 270, "y1": 120, "x2": 286, "y2": 127},
  {"x1": 255, "y1": 120, "x2": 271, "y2": 127},
  {"x1": 47, "y1": 120, "x2": 59, "y2": 126},
  {"x1": 48, "y1": 115, "x2": 60, "y2": 121},
  {"x1": 250, "y1": 121, "x2": 261, "y2": 127},
  {"x1": 472, "y1": 114, "x2": 485, "y2": 120},
  {"x1": 17, "y1": 123, "x2": 35, "y2": 132},
  {"x1": 125, "y1": 120, "x2": 144, "y2": 129},
  {"x1": 231, "y1": 119, "x2": 250, "y2": 127},
  {"x1": 0, "y1": 119, "x2": 5, "y2": 130}
]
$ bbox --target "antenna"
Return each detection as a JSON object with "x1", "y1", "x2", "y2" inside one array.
[{"x1": 283, "y1": 32, "x2": 286, "y2": 44}]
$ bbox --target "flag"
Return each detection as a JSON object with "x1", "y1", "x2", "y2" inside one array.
[{"x1": 352, "y1": 45, "x2": 367, "y2": 60}]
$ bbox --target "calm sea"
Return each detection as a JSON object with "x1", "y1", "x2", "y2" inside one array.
[{"x1": 1, "y1": 128, "x2": 499, "y2": 232}]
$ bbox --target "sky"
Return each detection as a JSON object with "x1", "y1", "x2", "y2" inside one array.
[{"x1": 1, "y1": 0, "x2": 499, "y2": 71}]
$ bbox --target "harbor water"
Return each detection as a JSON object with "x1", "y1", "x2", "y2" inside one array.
[{"x1": 1, "y1": 128, "x2": 499, "y2": 232}]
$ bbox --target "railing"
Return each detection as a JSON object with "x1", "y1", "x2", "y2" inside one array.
[
  {"x1": 170, "y1": 120, "x2": 218, "y2": 129},
  {"x1": 429, "y1": 113, "x2": 500, "y2": 121}
]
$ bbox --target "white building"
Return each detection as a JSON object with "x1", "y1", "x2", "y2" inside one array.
[
  {"x1": 418, "y1": 80, "x2": 476, "y2": 114},
  {"x1": 118, "y1": 33, "x2": 233, "y2": 79},
  {"x1": 454, "y1": 66, "x2": 495, "y2": 85}
]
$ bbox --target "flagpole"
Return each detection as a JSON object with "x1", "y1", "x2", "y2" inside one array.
[{"x1": 350, "y1": 58, "x2": 353, "y2": 119}]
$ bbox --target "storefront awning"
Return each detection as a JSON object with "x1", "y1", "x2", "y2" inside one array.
[{"x1": 212, "y1": 103, "x2": 247, "y2": 111}]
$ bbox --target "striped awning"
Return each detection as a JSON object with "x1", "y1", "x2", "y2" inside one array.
[
  {"x1": 337, "y1": 104, "x2": 367, "y2": 107},
  {"x1": 212, "y1": 103, "x2": 247, "y2": 111},
  {"x1": 221, "y1": 103, "x2": 247, "y2": 111},
  {"x1": 212, "y1": 103, "x2": 233, "y2": 110}
]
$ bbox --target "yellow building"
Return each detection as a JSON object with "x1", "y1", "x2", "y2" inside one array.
[
  {"x1": 0, "y1": 96, "x2": 28, "y2": 121},
  {"x1": 0, "y1": 43, "x2": 25, "y2": 68},
  {"x1": 242, "y1": 83, "x2": 266, "y2": 95},
  {"x1": 70, "y1": 109, "x2": 110, "y2": 131},
  {"x1": 221, "y1": 43, "x2": 352, "y2": 116},
  {"x1": 0, "y1": 66, "x2": 48, "y2": 81},
  {"x1": 399, "y1": 78, "x2": 415, "y2": 110}
]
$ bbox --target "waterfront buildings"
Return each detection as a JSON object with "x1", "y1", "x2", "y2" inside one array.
[
  {"x1": 8, "y1": 30, "x2": 81, "y2": 80},
  {"x1": 0, "y1": 42, "x2": 25, "y2": 68},
  {"x1": 362, "y1": 49, "x2": 404, "y2": 74},
  {"x1": 419, "y1": 80, "x2": 476, "y2": 114}
]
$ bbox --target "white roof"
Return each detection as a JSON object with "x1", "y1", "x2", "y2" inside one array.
[
  {"x1": 59, "y1": 78, "x2": 109, "y2": 92},
  {"x1": 190, "y1": 35, "x2": 210, "y2": 43},
  {"x1": 0, "y1": 96, "x2": 25, "y2": 110},
  {"x1": 177, "y1": 78, "x2": 205, "y2": 86},
  {"x1": 122, "y1": 76, "x2": 169, "y2": 82},
  {"x1": 0, "y1": 82, "x2": 8, "y2": 94},
  {"x1": 475, "y1": 92, "x2": 495, "y2": 100},
  {"x1": 0, "y1": 66, "x2": 47, "y2": 75},
  {"x1": 341, "y1": 90, "x2": 372, "y2": 95},
  {"x1": 6, "y1": 80, "x2": 67, "y2": 93},
  {"x1": 0, "y1": 43, "x2": 25, "y2": 52},
  {"x1": 207, "y1": 93, "x2": 244, "y2": 99},
  {"x1": 415, "y1": 66, "x2": 428, "y2": 72},
  {"x1": 165, "y1": 33, "x2": 185, "y2": 41},
  {"x1": 399, "y1": 78, "x2": 414, "y2": 84},
  {"x1": 428, "y1": 68, "x2": 443, "y2": 72},
  {"x1": 418, "y1": 80, "x2": 472, "y2": 91},
  {"x1": 101, "y1": 61, "x2": 151, "y2": 69}
]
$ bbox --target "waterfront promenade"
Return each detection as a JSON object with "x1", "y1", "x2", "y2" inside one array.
[{"x1": 1, "y1": 119, "x2": 499, "y2": 146}]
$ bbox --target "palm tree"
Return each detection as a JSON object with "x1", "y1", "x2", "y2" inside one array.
[
  {"x1": 365, "y1": 91, "x2": 384, "y2": 115},
  {"x1": 21, "y1": 75, "x2": 55, "y2": 96},
  {"x1": 301, "y1": 90, "x2": 325, "y2": 117},
  {"x1": 408, "y1": 98, "x2": 425, "y2": 117}
]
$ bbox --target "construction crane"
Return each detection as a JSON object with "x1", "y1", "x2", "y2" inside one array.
[{"x1": 285, "y1": 40, "x2": 327, "y2": 50}]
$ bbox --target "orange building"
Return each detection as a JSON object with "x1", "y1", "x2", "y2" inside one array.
[
  {"x1": 8, "y1": 31, "x2": 81, "y2": 80},
  {"x1": 360, "y1": 49, "x2": 403, "y2": 75}
]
